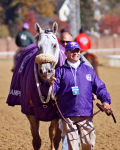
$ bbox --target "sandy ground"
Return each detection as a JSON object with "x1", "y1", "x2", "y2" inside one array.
[{"x1": 0, "y1": 57, "x2": 120, "y2": 150}]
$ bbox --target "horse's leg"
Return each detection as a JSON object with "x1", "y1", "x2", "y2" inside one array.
[
  {"x1": 26, "y1": 115, "x2": 41, "y2": 150},
  {"x1": 53, "y1": 119, "x2": 61, "y2": 150},
  {"x1": 49, "y1": 118, "x2": 61, "y2": 150},
  {"x1": 49, "y1": 120, "x2": 55, "y2": 150}
]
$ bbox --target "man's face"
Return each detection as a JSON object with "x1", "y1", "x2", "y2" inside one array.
[
  {"x1": 60, "y1": 33, "x2": 73, "y2": 48},
  {"x1": 65, "y1": 48, "x2": 80, "y2": 63}
]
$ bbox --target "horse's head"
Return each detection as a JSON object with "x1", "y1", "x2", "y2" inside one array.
[
  {"x1": 35, "y1": 22, "x2": 59, "y2": 63},
  {"x1": 34, "y1": 22, "x2": 59, "y2": 81}
]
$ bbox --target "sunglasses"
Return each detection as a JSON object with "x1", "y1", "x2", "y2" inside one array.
[{"x1": 60, "y1": 40, "x2": 70, "y2": 44}]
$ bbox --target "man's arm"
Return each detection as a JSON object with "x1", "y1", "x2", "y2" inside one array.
[{"x1": 92, "y1": 71, "x2": 111, "y2": 108}]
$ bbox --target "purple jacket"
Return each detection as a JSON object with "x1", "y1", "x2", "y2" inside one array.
[
  {"x1": 6, "y1": 43, "x2": 66, "y2": 121},
  {"x1": 54, "y1": 60, "x2": 111, "y2": 118}
]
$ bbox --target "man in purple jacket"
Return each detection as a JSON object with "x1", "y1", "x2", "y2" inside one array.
[{"x1": 48, "y1": 41, "x2": 111, "y2": 150}]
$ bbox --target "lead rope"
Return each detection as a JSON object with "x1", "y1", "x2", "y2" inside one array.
[
  {"x1": 51, "y1": 85, "x2": 73, "y2": 126},
  {"x1": 51, "y1": 85, "x2": 104, "y2": 125},
  {"x1": 34, "y1": 62, "x2": 52, "y2": 103}
]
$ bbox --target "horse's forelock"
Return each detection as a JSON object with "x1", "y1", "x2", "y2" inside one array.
[{"x1": 37, "y1": 32, "x2": 58, "y2": 44}]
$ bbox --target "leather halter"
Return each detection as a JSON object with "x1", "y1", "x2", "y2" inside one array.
[
  {"x1": 34, "y1": 62, "x2": 54, "y2": 103},
  {"x1": 44, "y1": 29, "x2": 52, "y2": 33}
]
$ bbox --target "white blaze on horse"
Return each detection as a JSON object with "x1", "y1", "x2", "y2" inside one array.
[{"x1": 7, "y1": 22, "x2": 65, "y2": 150}]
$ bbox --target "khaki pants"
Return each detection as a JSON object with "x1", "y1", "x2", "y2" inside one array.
[{"x1": 59, "y1": 117, "x2": 96, "y2": 150}]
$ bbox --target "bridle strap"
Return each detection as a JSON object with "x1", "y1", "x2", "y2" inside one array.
[
  {"x1": 34, "y1": 62, "x2": 52, "y2": 103},
  {"x1": 51, "y1": 85, "x2": 72, "y2": 126}
]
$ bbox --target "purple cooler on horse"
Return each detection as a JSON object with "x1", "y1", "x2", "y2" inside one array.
[{"x1": 6, "y1": 43, "x2": 66, "y2": 121}]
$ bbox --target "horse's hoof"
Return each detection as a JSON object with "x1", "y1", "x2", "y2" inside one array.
[{"x1": 32, "y1": 138, "x2": 41, "y2": 150}]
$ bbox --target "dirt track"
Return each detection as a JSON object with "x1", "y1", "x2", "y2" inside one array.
[{"x1": 0, "y1": 57, "x2": 120, "y2": 150}]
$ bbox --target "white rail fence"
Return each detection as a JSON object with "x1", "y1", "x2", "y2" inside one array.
[
  {"x1": 1, "y1": 48, "x2": 120, "y2": 67},
  {"x1": 89, "y1": 48, "x2": 120, "y2": 55},
  {"x1": 1, "y1": 48, "x2": 120, "y2": 58}
]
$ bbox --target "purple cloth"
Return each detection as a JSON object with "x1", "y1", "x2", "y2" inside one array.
[{"x1": 6, "y1": 43, "x2": 66, "y2": 121}]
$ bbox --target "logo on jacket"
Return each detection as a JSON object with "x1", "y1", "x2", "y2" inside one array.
[
  {"x1": 86, "y1": 74, "x2": 91, "y2": 81},
  {"x1": 80, "y1": 37, "x2": 89, "y2": 45},
  {"x1": 21, "y1": 34, "x2": 27, "y2": 40}
]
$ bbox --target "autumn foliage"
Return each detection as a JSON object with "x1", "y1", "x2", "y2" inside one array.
[
  {"x1": 54, "y1": 17, "x2": 69, "y2": 34},
  {"x1": 23, "y1": 11, "x2": 37, "y2": 36},
  {"x1": 100, "y1": 15, "x2": 120, "y2": 35}
]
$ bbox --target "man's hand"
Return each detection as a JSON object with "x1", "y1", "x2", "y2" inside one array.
[
  {"x1": 102, "y1": 102, "x2": 111, "y2": 110},
  {"x1": 92, "y1": 93, "x2": 97, "y2": 100},
  {"x1": 48, "y1": 76, "x2": 56, "y2": 85}
]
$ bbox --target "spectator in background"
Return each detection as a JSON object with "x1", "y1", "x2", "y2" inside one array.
[
  {"x1": 75, "y1": 28, "x2": 91, "y2": 52},
  {"x1": 60, "y1": 32, "x2": 93, "y2": 68},
  {"x1": 11, "y1": 23, "x2": 34, "y2": 72},
  {"x1": 60, "y1": 32, "x2": 73, "y2": 47},
  {"x1": 15, "y1": 23, "x2": 34, "y2": 47},
  {"x1": 58, "y1": 28, "x2": 68, "y2": 43},
  {"x1": 75, "y1": 28, "x2": 99, "y2": 77}
]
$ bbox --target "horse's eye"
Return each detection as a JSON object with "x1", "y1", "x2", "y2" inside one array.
[
  {"x1": 48, "y1": 70, "x2": 52, "y2": 73},
  {"x1": 53, "y1": 44, "x2": 57, "y2": 49}
]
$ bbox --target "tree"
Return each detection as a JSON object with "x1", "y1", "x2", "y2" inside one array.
[
  {"x1": 23, "y1": 11, "x2": 37, "y2": 36},
  {"x1": 8, "y1": 0, "x2": 57, "y2": 21},
  {"x1": 98, "y1": 0, "x2": 120, "y2": 16},
  {"x1": 54, "y1": 17, "x2": 69, "y2": 34},
  {"x1": 100, "y1": 15, "x2": 120, "y2": 35},
  {"x1": 100, "y1": 0, "x2": 120, "y2": 9},
  {"x1": 0, "y1": 0, "x2": 19, "y2": 24},
  {"x1": 34, "y1": 0, "x2": 57, "y2": 18},
  {"x1": 80, "y1": 0, "x2": 95, "y2": 31},
  {"x1": 0, "y1": 0, "x2": 57, "y2": 37},
  {"x1": 0, "y1": 25, "x2": 10, "y2": 38}
]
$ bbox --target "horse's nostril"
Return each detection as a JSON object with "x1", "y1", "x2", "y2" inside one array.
[
  {"x1": 40, "y1": 69, "x2": 43, "y2": 74},
  {"x1": 43, "y1": 72, "x2": 47, "y2": 76},
  {"x1": 48, "y1": 70, "x2": 52, "y2": 73}
]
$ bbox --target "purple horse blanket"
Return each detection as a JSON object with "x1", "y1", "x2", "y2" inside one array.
[{"x1": 6, "y1": 43, "x2": 66, "y2": 121}]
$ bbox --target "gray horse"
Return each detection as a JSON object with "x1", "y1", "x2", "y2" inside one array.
[{"x1": 7, "y1": 22, "x2": 65, "y2": 150}]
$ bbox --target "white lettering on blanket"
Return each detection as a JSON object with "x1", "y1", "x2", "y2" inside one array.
[
  {"x1": 9, "y1": 89, "x2": 21, "y2": 97},
  {"x1": 18, "y1": 53, "x2": 33, "y2": 73}
]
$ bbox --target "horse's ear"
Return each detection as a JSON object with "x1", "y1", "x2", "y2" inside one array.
[
  {"x1": 35, "y1": 22, "x2": 43, "y2": 34},
  {"x1": 52, "y1": 22, "x2": 58, "y2": 35}
]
